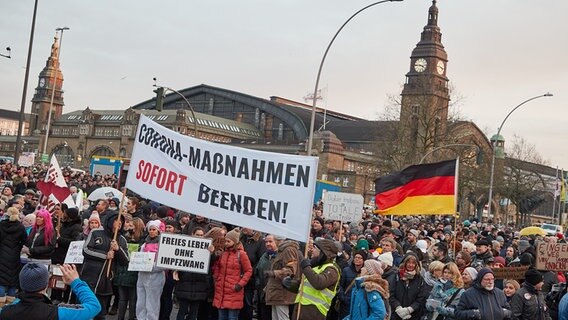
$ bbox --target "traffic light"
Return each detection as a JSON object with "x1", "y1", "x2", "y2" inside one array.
[{"x1": 154, "y1": 87, "x2": 165, "y2": 112}]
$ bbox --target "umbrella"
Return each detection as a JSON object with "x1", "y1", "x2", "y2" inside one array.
[
  {"x1": 519, "y1": 226, "x2": 547, "y2": 236},
  {"x1": 87, "y1": 187, "x2": 123, "y2": 201}
]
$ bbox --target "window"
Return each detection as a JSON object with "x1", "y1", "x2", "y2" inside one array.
[
  {"x1": 342, "y1": 177, "x2": 349, "y2": 187},
  {"x1": 79, "y1": 125, "x2": 89, "y2": 135},
  {"x1": 122, "y1": 125, "x2": 132, "y2": 137}
]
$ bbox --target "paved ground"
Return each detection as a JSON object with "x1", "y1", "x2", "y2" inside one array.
[{"x1": 106, "y1": 305, "x2": 180, "y2": 320}]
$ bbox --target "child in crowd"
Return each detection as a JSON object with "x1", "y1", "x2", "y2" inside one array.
[{"x1": 136, "y1": 220, "x2": 165, "y2": 320}]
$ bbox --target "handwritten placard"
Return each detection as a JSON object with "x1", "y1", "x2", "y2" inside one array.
[
  {"x1": 323, "y1": 191, "x2": 364, "y2": 222},
  {"x1": 536, "y1": 242, "x2": 568, "y2": 271},
  {"x1": 64, "y1": 241, "x2": 85, "y2": 264},
  {"x1": 128, "y1": 252, "x2": 156, "y2": 272},
  {"x1": 491, "y1": 266, "x2": 528, "y2": 280}
]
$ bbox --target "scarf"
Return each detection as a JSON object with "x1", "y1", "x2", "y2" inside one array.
[{"x1": 399, "y1": 267, "x2": 416, "y2": 281}]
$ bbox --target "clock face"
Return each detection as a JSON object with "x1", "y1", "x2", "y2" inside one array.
[
  {"x1": 414, "y1": 58, "x2": 427, "y2": 72},
  {"x1": 39, "y1": 78, "x2": 46, "y2": 88},
  {"x1": 437, "y1": 61, "x2": 445, "y2": 74}
]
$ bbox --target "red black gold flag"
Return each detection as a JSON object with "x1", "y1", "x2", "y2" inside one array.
[{"x1": 374, "y1": 159, "x2": 458, "y2": 215}]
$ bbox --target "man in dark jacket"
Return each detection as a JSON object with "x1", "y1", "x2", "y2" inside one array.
[
  {"x1": 455, "y1": 268, "x2": 511, "y2": 319},
  {"x1": 239, "y1": 228, "x2": 266, "y2": 320},
  {"x1": 81, "y1": 212, "x2": 129, "y2": 320},
  {"x1": 471, "y1": 239, "x2": 495, "y2": 270},
  {"x1": 390, "y1": 252, "x2": 431, "y2": 320},
  {"x1": 510, "y1": 269, "x2": 551, "y2": 320}
]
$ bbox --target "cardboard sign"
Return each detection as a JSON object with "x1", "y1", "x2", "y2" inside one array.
[
  {"x1": 536, "y1": 242, "x2": 568, "y2": 271},
  {"x1": 156, "y1": 233, "x2": 212, "y2": 274},
  {"x1": 128, "y1": 252, "x2": 156, "y2": 272},
  {"x1": 64, "y1": 241, "x2": 85, "y2": 264},
  {"x1": 18, "y1": 152, "x2": 35, "y2": 167},
  {"x1": 323, "y1": 191, "x2": 363, "y2": 222},
  {"x1": 125, "y1": 115, "x2": 318, "y2": 242},
  {"x1": 491, "y1": 266, "x2": 528, "y2": 280}
]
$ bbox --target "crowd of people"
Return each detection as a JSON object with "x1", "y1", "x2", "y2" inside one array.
[{"x1": 0, "y1": 162, "x2": 566, "y2": 320}]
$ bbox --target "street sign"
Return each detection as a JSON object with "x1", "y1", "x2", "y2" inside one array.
[
  {"x1": 41, "y1": 153, "x2": 49, "y2": 163},
  {"x1": 323, "y1": 191, "x2": 363, "y2": 222}
]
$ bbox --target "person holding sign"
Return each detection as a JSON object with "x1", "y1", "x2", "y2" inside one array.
[
  {"x1": 135, "y1": 220, "x2": 165, "y2": 320},
  {"x1": 212, "y1": 228, "x2": 253, "y2": 320},
  {"x1": 81, "y1": 211, "x2": 129, "y2": 320}
]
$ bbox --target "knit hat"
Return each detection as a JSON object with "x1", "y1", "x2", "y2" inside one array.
[
  {"x1": 494, "y1": 256, "x2": 506, "y2": 267},
  {"x1": 19, "y1": 263, "x2": 49, "y2": 293},
  {"x1": 525, "y1": 269, "x2": 543, "y2": 286},
  {"x1": 364, "y1": 259, "x2": 383, "y2": 276},
  {"x1": 355, "y1": 239, "x2": 369, "y2": 251},
  {"x1": 518, "y1": 240, "x2": 531, "y2": 253},
  {"x1": 463, "y1": 267, "x2": 478, "y2": 281},
  {"x1": 225, "y1": 228, "x2": 241, "y2": 244},
  {"x1": 313, "y1": 216, "x2": 324, "y2": 227},
  {"x1": 416, "y1": 239, "x2": 428, "y2": 253},
  {"x1": 88, "y1": 212, "x2": 101, "y2": 224},
  {"x1": 407, "y1": 229, "x2": 419, "y2": 238},
  {"x1": 147, "y1": 219, "x2": 165, "y2": 233},
  {"x1": 353, "y1": 250, "x2": 367, "y2": 260},
  {"x1": 65, "y1": 207, "x2": 79, "y2": 221},
  {"x1": 378, "y1": 252, "x2": 394, "y2": 268}
]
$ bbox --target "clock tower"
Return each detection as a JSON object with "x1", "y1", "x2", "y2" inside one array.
[
  {"x1": 400, "y1": 0, "x2": 450, "y2": 155},
  {"x1": 31, "y1": 36, "x2": 65, "y2": 133}
]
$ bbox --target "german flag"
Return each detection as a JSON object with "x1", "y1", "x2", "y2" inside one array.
[{"x1": 374, "y1": 159, "x2": 457, "y2": 215}]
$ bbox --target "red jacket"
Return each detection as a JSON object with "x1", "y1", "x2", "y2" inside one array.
[{"x1": 213, "y1": 244, "x2": 253, "y2": 309}]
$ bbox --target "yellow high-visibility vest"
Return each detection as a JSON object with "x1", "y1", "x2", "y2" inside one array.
[{"x1": 295, "y1": 262, "x2": 340, "y2": 316}]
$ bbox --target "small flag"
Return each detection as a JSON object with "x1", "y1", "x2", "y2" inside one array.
[{"x1": 374, "y1": 159, "x2": 457, "y2": 215}]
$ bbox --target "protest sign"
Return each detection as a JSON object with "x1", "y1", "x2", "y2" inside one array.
[
  {"x1": 323, "y1": 191, "x2": 363, "y2": 222},
  {"x1": 536, "y1": 242, "x2": 568, "y2": 271},
  {"x1": 18, "y1": 152, "x2": 35, "y2": 167},
  {"x1": 491, "y1": 266, "x2": 528, "y2": 280},
  {"x1": 125, "y1": 115, "x2": 318, "y2": 242},
  {"x1": 64, "y1": 241, "x2": 85, "y2": 264},
  {"x1": 156, "y1": 233, "x2": 212, "y2": 274},
  {"x1": 128, "y1": 252, "x2": 156, "y2": 272}
]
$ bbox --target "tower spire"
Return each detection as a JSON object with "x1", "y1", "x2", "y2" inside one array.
[{"x1": 428, "y1": 0, "x2": 439, "y2": 26}]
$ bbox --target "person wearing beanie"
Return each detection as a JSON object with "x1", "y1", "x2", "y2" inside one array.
[
  {"x1": 51, "y1": 207, "x2": 83, "y2": 304},
  {"x1": 510, "y1": 269, "x2": 551, "y2": 320},
  {"x1": 79, "y1": 211, "x2": 101, "y2": 240},
  {"x1": 337, "y1": 250, "x2": 366, "y2": 319},
  {"x1": 391, "y1": 252, "x2": 431, "y2": 320},
  {"x1": 136, "y1": 219, "x2": 165, "y2": 320},
  {"x1": 81, "y1": 211, "x2": 129, "y2": 319},
  {"x1": 310, "y1": 216, "x2": 326, "y2": 239},
  {"x1": 212, "y1": 227, "x2": 253, "y2": 319},
  {"x1": 462, "y1": 267, "x2": 478, "y2": 289},
  {"x1": 379, "y1": 251, "x2": 399, "y2": 296},
  {"x1": 347, "y1": 260, "x2": 390, "y2": 320},
  {"x1": 0, "y1": 263, "x2": 101, "y2": 319},
  {"x1": 455, "y1": 268, "x2": 511, "y2": 320},
  {"x1": 284, "y1": 238, "x2": 340, "y2": 320},
  {"x1": 0, "y1": 206, "x2": 27, "y2": 307}
]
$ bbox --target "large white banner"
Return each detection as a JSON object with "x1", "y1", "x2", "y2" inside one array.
[{"x1": 125, "y1": 115, "x2": 318, "y2": 242}]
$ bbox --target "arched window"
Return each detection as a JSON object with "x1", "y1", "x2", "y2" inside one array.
[
  {"x1": 52, "y1": 144, "x2": 75, "y2": 167},
  {"x1": 90, "y1": 146, "x2": 115, "y2": 158},
  {"x1": 119, "y1": 147, "x2": 127, "y2": 158}
]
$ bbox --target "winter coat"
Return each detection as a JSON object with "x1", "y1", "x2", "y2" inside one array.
[
  {"x1": 254, "y1": 250, "x2": 275, "y2": 303},
  {"x1": 212, "y1": 243, "x2": 253, "y2": 309},
  {"x1": 348, "y1": 275, "x2": 389, "y2": 320},
  {"x1": 175, "y1": 268, "x2": 212, "y2": 301},
  {"x1": 455, "y1": 269, "x2": 510, "y2": 320},
  {"x1": 241, "y1": 231, "x2": 265, "y2": 288},
  {"x1": 382, "y1": 266, "x2": 399, "y2": 294},
  {"x1": 425, "y1": 281, "x2": 463, "y2": 320},
  {"x1": 264, "y1": 240, "x2": 300, "y2": 306},
  {"x1": 113, "y1": 241, "x2": 141, "y2": 288},
  {"x1": 389, "y1": 273, "x2": 431, "y2": 320},
  {"x1": 338, "y1": 262, "x2": 362, "y2": 318},
  {"x1": 52, "y1": 219, "x2": 82, "y2": 264},
  {"x1": 26, "y1": 227, "x2": 56, "y2": 260},
  {"x1": 0, "y1": 220, "x2": 27, "y2": 287},
  {"x1": 471, "y1": 250, "x2": 494, "y2": 270},
  {"x1": 510, "y1": 283, "x2": 551, "y2": 320},
  {"x1": 81, "y1": 212, "x2": 129, "y2": 295}
]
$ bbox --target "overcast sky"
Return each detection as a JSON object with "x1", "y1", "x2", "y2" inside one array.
[{"x1": 1, "y1": 1, "x2": 567, "y2": 168}]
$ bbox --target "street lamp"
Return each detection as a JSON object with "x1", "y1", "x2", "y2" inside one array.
[
  {"x1": 14, "y1": 0, "x2": 39, "y2": 164},
  {"x1": 306, "y1": 0, "x2": 403, "y2": 156},
  {"x1": 152, "y1": 78, "x2": 199, "y2": 137},
  {"x1": 43, "y1": 27, "x2": 70, "y2": 158},
  {"x1": 486, "y1": 93, "x2": 553, "y2": 220},
  {"x1": 419, "y1": 143, "x2": 481, "y2": 164}
]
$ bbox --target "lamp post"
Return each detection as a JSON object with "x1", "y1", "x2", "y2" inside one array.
[
  {"x1": 486, "y1": 93, "x2": 553, "y2": 220},
  {"x1": 306, "y1": 0, "x2": 403, "y2": 156},
  {"x1": 43, "y1": 27, "x2": 70, "y2": 158},
  {"x1": 152, "y1": 80, "x2": 199, "y2": 137},
  {"x1": 419, "y1": 143, "x2": 481, "y2": 164},
  {"x1": 14, "y1": 0, "x2": 39, "y2": 164}
]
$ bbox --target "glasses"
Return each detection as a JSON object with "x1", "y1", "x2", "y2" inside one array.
[{"x1": 482, "y1": 277, "x2": 495, "y2": 282}]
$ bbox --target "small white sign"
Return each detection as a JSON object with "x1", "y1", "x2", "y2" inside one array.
[
  {"x1": 128, "y1": 252, "x2": 156, "y2": 272},
  {"x1": 64, "y1": 241, "x2": 85, "y2": 264},
  {"x1": 323, "y1": 191, "x2": 364, "y2": 222},
  {"x1": 156, "y1": 233, "x2": 212, "y2": 274},
  {"x1": 18, "y1": 152, "x2": 35, "y2": 167}
]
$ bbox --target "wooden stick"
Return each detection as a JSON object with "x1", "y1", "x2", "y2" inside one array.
[
  {"x1": 295, "y1": 224, "x2": 313, "y2": 320},
  {"x1": 106, "y1": 187, "x2": 128, "y2": 277}
]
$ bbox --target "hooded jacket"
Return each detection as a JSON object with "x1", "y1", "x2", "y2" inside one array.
[
  {"x1": 348, "y1": 274, "x2": 389, "y2": 320},
  {"x1": 52, "y1": 217, "x2": 82, "y2": 264},
  {"x1": 455, "y1": 268, "x2": 510, "y2": 320},
  {"x1": 212, "y1": 242, "x2": 253, "y2": 309},
  {"x1": 81, "y1": 212, "x2": 129, "y2": 295},
  {"x1": 389, "y1": 252, "x2": 431, "y2": 320}
]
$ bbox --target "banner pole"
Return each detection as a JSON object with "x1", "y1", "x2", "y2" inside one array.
[
  {"x1": 106, "y1": 187, "x2": 128, "y2": 277},
  {"x1": 295, "y1": 223, "x2": 313, "y2": 320}
]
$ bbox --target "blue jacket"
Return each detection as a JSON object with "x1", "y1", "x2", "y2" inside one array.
[
  {"x1": 0, "y1": 278, "x2": 101, "y2": 320},
  {"x1": 348, "y1": 276, "x2": 387, "y2": 320}
]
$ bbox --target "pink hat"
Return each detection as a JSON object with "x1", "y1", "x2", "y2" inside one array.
[
  {"x1": 147, "y1": 219, "x2": 165, "y2": 233},
  {"x1": 88, "y1": 212, "x2": 101, "y2": 224}
]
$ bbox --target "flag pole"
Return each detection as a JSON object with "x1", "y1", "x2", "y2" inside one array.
[
  {"x1": 106, "y1": 187, "x2": 128, "y2": 277},
  {"x1": 553, "y1": 167, "x2": 559, "y2": 222}
]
